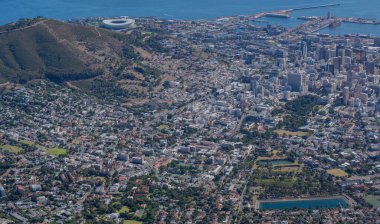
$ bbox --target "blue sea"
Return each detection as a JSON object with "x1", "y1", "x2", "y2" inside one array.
[{"x1": 1, "y1": 0, "x2": 380, "y2": 36}]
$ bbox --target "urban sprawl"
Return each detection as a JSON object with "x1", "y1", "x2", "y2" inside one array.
[{"x1": 0, "y1": 11, "x2": 380, "y2": 224}]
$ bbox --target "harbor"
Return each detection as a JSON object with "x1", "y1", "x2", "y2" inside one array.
[
  {"x1": 298, "y1": 16, "x2": 380, "y2": 25},
  {"x1": 249, "y1": 3, "x2": 380, "y2": 36},
  {"x1": 253, "y1": 4, "x2": 341, "y2": 20}
]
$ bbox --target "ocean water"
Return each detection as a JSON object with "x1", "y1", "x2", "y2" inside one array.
[
  {"x1": 260, "y1": 198, "x2": 349, "y2": 210},
  {"x1": 1, "y1": 0, "x2": 380, "y2": 36}
]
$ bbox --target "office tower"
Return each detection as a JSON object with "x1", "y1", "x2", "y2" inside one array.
[
  {"x1": 359, "y1": 93, "x2": 368, "y2": 106},
  {"x1": 0, "y1": 185, "x2": 5, "y2": 198},
  {"x1": 251, "y1": 80, "x2": 258, "y2": 96},
  {"x1": 301, "y1": 41, "x2": 308, "y2": 58},
  {"x1": 345, "y1": 49, "x2": 353, "y2": 58},
  {"x1": 336, "y1": 45, "x2": 345, "y2": 67},
  {"x1": 318, "y1": 46, "x2": 329, "y2": 61},
  {"x1": 332, "y1": 57, "x2": 342, "y2": 72},
  {"x1": 301, "y1": 80, "x2": 308, "y2": 94},
  {"x1": 375, "y1": 37, "x2": 380, "y2": 47},
  {"x1": 343, "y1": 87, "x2": 350, "y2": 105},
  {"x1": 245, "y1": 53, "x2": 255, "y2": 65},
  {"x1": 365, "y1": 61, "x2": 375, "y2": 74},
  {"x1": 353, "y1": 48, "x2": 366, "y2": 63},
  {"x1": 288, "y1": 73, "x2": 303, "y2": 92},
  {"x1": 329, "y1": 49, "x2": 337, "y2": 58}
]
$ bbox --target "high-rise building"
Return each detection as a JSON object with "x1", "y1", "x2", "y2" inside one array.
[
  {"x1": 336, "y1": 45, "x2": 345, "y2": 67},
  {"x1": 359, "y1": 93, "x2": 368, "y2": 106},
  {"x1": 329, "y1": 49, "x2": 337, "y2": 58},
  {"x1": 365, "y1": 61, "x2": 375, "y2": 74},
  {"x1": 251, "y1": 80, "x2": 258, "y2": 96},
  {"x1": 327, "y1": 64, "x2": 335, "y2": 74},
  {"x1": 301, "y1": 41, "x2": 308, "y2": 58},
  {"x1": 318, "y1": 46, "x2": 329, "y2": 61},
  {"x1": 301, "y1": 80, "x2": 308, "y2": 94},
  {"x1": 374, "y1": 37, "x2": 380, "y2": 47},
  {"x1": 288, "y1": 73, "x2": 303, "y2": 92},
  {"x1": 245, "y1": 53, "x2": 255, "y2": 65},
  {"x1": 332, "y1": 57, "x2": 342, "y2": 72},
  {"x1": 353, "y1": 48, "x2": 366, "y2": 63},
  {"x1": 345, "y1": 49, "x2": 353, "y2": 57},
  {"x1": 343, "y1": 86, "x2": 350, "y2": 105},
  {"x1": 0, "y1": 185, "x2": 5, "y2": 198}
]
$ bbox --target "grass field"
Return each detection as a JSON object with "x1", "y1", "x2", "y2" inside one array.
[
  {"x1": 119, "y1": 206, "x2": 130, "y2": 214},
  {"x1": 0, "y1": 145, "x2": 23, "y2": 154},
  {"x1": 273, "y1": 166, "x2": 301, "y2": 172},
  {"x1": 158, "y1": 124, "x2": 169, "y2": 131},
  {"x1": 45, "y1": 147, "x2": 68, "y2": 156},
  {"x1": 253, "y1": 156, "x2": 298, "y2": 171},
  {"x1": 19, "y1": 140, "x2": 35, "y2": 146},
  {"x1": 124, "y1": 220, "x2": 142, "y2": 224},
  {"x1": 274, "y1": 129, "x2": 310, "y2": 137},
  {"x1": 364, "y1": 195, "x2": 380, "y2": 207},
  {"x1": 327, "y1": 169, "x2": 348, "y2": 177}
]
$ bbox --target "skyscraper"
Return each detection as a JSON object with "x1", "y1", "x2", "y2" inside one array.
[
  {"x1": 288, "y1": 73, "x2": 303, "y2": 92},
  {"x1": 251, "y1": 80, "x2": 258, "y2": 96},
  {"x1": 343, "y1": 87, "x2": 350, "y2": 105},
  {"x1": 318, "y1": 46, "x2": 329, "y2": 61},
  {"x1": 365, "y1": 61, "x2": 375, "y2": 74},
  {"x1": 301, "y1": 41, "x2": 308, "y2": 58},
  {"x1": 336, "y1": 45, "x2": 345, "y2": 67},
  {"x1": 375, "y1": 37, "x2": 380, "y2": 47}
]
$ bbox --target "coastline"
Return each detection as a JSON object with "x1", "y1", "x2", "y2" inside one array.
[{"x1": 2, "y1": 0, "x2": 380, "y2": 36}]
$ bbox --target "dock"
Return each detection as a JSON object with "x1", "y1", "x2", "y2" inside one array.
[
  {"x1": 265, "y1": 13, "x2": 290, "y2": 19},
  {"x1": 252, "y1": 4, "x2": 340, "y2": 21},
  {"x1": 342, "y1": 18, "x2": 380, "y2": 25}
]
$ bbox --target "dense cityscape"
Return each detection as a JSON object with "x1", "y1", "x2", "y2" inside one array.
[{"x1": 0, "y1": 6, "x2": 380, "y2": 224}]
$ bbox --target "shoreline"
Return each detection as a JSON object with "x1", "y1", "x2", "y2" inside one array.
[
  {"x1": 65, "y1": 12, "x2": 379, "y2": 37},
  {"x1": 2, "y1": 3, "x2": 380, "y2": 37}
]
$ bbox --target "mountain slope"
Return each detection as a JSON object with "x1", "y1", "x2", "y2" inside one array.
[{"x1": 0, "y1": 19, "x2": 129, "y2": 83}]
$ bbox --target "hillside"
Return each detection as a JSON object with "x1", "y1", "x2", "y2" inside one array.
[{"x1": 0, "y1": 19, "x2": 161, "y2": 94}]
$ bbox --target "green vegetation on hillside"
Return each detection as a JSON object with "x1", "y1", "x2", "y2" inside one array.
[
  {"x1": 0, "y1": 18, "x2": 163, "y2": 104},
  {"x1": 0, "y1": 20, "x2": 99, "y2": 83}
]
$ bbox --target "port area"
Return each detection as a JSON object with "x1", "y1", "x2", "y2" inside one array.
[
  {"x1": 293, "y1": 17, "x2": 380, "y2": 34},
  {"x1": 298, "y1": 16, "x2": 380, "y2": 25},
  {"x1": 247, "y1": 3, "x2": 380, "y2": 38},
  {"x1": 251, "y1": 4, "x2": 340, "y2": 20}
]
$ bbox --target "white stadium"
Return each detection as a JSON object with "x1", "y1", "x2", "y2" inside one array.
[{"x1": 101, "y1": 17, "x2": 136, "y2": 29}]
